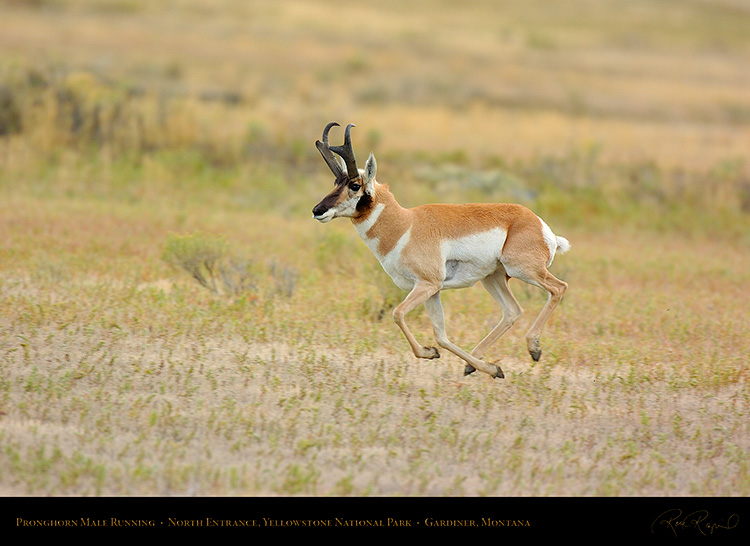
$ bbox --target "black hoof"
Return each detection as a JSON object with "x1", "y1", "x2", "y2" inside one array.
[
  {"x1": 464, "y1": 365, "x2": 476, "y2": 376},
  {"x1": 493, "y1": 365, "x2": 505, "y2": 379},
  {"x1": 423, "y1": 346, "x2": 440, "y2": 359},
  {"x1": 530, "y1": 349, "x2": 542, "y2": 362}
]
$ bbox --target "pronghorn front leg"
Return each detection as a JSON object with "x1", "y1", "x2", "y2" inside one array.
[
  {"x1": 423, "y1": 293, "x2": 504, "y2": 379},
  {"x1": 392, "y1": 282, "x2": 442, "y2": 360}
]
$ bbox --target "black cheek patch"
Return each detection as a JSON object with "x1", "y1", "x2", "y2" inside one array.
[{"x1": 356, "y1": 192, "x2": 373, "y2": 212}]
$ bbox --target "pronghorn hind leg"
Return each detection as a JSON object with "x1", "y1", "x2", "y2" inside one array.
[
  {"x1": 522, "y1": 271, "x2": 567, "y2": 362},
  {"x1": 423, "y1": 293, "x2": 504, "y2": 379},
  {"x1": 464, "y1": 269, "x2": 524, "y2": 375},
  {"x1": 500, "y1": 224, "x2": 568, "y2": 363}
]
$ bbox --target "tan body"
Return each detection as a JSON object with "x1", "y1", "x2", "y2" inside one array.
[{"x1": 313, "y1": 123, "x2": 570, "y2": 379}]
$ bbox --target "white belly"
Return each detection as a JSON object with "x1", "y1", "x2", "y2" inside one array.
[{"x1": 440, "y1": 228, "x2": 507, "y2": 289}]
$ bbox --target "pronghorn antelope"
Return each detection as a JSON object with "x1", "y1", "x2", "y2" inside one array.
[{"x1": 312, "y1": 122, "x2": 570, "y2": 379}]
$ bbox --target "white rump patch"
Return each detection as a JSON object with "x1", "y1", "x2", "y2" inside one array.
[{"x1": 537, "y1": 216, "x2": 570, "y2": 266}]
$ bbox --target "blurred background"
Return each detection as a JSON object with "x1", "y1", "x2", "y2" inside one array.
[
  {"x1": 2, "y1": 0, "x2": 750, "y2": 499},
  {"x1": 1, "y1": 0, "x2": 749, "y2": 232}
]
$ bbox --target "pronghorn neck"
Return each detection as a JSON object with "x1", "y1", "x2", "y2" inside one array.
[{"x1": 351, "y1": 183, "x2": 412, "y2": 258}]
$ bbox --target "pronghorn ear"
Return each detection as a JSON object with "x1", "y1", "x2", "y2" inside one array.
[{"x1": 363, "y1": 152, "x2": 377, "y2": 194}]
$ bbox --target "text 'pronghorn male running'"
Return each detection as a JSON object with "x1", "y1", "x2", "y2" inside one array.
[{"x1": 312, "y1": 122, "x2": 570, "y2": 379}]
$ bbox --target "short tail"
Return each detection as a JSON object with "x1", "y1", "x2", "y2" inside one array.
[{"x1": 555, "y1": 236, "x2": 571, "y2": 255}]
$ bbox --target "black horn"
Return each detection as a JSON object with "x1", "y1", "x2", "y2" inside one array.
[
  {"x1": 315, "y1": 122, "x2": 359, "y2": 180},
  {"x1": 315, "y1": 122, "x2": 345, "y2": 178},
  {"x1": 329, "y1": 123, "x2": 359, "y2": 180}
]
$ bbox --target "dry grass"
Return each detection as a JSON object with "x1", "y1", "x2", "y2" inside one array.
[
  {"x1": 1, "y1": 194, "x2": 748, "y2": 497},
  {"x1": 0, "y1": 0, "x2": 749, "y2": 497}
]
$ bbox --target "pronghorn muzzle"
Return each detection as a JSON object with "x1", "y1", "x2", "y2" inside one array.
[{"x1": 312, "y1": 180, "x2": 346, "y2": 222}]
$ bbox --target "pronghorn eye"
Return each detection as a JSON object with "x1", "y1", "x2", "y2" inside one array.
[{"x1": 350, "y1": 183, "x2": 361, "y2": 192}]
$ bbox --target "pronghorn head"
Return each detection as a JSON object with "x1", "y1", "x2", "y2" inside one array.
[{"x1": 312, "y1": 122, "x2": 377, "y2": 223}]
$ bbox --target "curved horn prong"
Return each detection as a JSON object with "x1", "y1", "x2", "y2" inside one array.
[
  {"x1": 329, "y1": 123, "x2": 359, "y2": 180},
  {"x1": 316, "y1": 122, "x2": 344, "y2": 178},
  {"x1": 322, "y1": 121, "x2": 339, "y2": 146}
]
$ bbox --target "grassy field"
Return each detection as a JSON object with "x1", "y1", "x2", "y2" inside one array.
[{"x1": 1, "y1": 0, "x2": 749, "y2": 498}]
